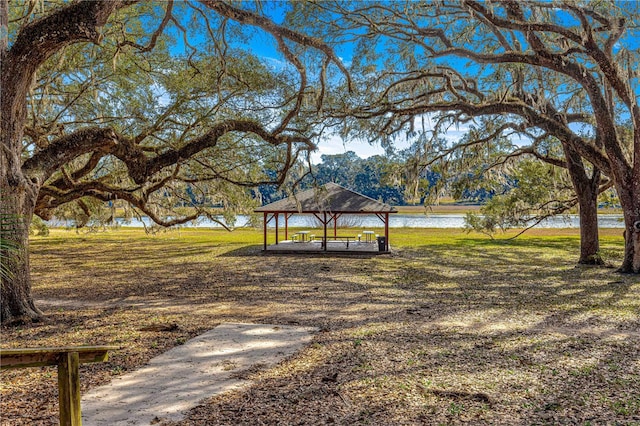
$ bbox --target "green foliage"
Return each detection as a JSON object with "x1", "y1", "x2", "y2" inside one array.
[
  {"x1": 29, "y1": 217, "x2": 50, "y2": 237},
  {"x1": 0, "y1": 206, "x2": 21, "y2": 282},
  {"x1": 301, "y1": 152, "x2": 406, "y2": 205},
  {"x1": 52, "y1": 197, "x2": 113, "y2": 229},
  {"x1": 611, "y1": 398, "x2": 640, "y2": 416},
  {"x1": 463, "y1": 211, "x2": 500, "y2": 239},
  {"x1": 464, "y1": 160, "x2": 574, "y2": 237},
  {"x1": 12, "y1": 1, "x2": 343, "y2": 234}
]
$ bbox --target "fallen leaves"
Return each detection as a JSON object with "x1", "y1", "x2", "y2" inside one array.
[
  {"x1": 139, "y1": 323, "x2": 180, "y2": 332},
  {"x1": 1, "y1": 228, "x2": 638, "y2": 425}
]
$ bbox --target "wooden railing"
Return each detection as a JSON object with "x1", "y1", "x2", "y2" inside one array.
[{"x1": 1, "y1": 346, "x2": 118, "y2": 426}]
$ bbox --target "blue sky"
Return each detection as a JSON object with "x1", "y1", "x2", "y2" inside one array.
[
  {"x1": 166, "y1": 1, "x2": 639, "y2": 163},
  {"x1": 235, "y1": 5, "x2": 380, "y2": 162},
  {"x1": 165, "y1": 2, "x2": 379, "y2": 162}
]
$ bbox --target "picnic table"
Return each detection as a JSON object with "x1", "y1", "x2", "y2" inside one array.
[
  {"x1": 317, "y1": 235, "x2": 356, "y2": 249},
  {"x1": 292, "y1": 230, "x2": 311, "y2": 242},
  {"x1": 362, "y1": 230, "x2": 376, "y2": 242}
]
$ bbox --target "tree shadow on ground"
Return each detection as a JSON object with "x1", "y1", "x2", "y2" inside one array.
[{"x1": 4, "y1": 233, "x2": 638, "y2": 425}]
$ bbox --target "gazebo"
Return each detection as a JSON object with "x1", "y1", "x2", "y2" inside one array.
[{"x1": 254, "y1": 183, "x2": 397, "y2": 253}]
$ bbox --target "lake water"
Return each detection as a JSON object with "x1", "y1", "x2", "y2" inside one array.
[{"x1": 50, "y1": 213, "x2": 625, "y2": 229}]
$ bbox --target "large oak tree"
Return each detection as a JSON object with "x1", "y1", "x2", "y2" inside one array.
[
  {"x1": 310, "y1": 0, "x2": 640, "y2": 272},
  {"x1": 0, "y1": 0, "x2": 348, "y2": 324}
]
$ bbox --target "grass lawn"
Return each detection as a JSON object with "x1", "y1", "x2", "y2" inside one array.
[{"x1": 1, "y1": 227, "x2": 639, "y2": 425}]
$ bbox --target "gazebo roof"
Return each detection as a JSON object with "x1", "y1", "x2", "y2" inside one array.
[{"x1": 254, "y1": 183, "x2": 397, "y2": 214}]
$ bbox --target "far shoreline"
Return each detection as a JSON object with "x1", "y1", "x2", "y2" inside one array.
[{"x1": 395, "y1": 204, "x2": 622, "y2": 215}]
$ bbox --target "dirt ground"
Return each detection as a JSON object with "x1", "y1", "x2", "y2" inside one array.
[{"x1": 1, "y1": 228, "x2": 639, "y2": 425}]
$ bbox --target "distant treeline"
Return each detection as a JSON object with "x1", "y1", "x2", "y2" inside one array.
[{"x1": 256, "y1": 151, "x2": 490, "y2": 206}]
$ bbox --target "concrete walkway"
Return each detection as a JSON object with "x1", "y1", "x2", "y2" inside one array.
[{"x1": 81, "y1": 323, "x2": 317, "y2": 425}]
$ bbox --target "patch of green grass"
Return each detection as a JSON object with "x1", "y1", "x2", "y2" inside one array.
[
  {"x1": 448, "y1": 402, "x2": 464, "y2": 416},
  {"x1": 611, "y1": 398, "x2": 640, "y2": 416},
  {"x1": 569, "y1": 364, "x2": 597, "y2": 377}
]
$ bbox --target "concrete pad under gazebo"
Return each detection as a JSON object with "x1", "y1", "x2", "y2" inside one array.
[{"x1": 254, "y1": 183, "x2": 397, "y2": 253}]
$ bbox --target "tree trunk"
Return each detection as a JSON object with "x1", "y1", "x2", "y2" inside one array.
[
  {"x1": 1, "y1": 0, "x2": 41, "y2": 323},
  {"x1": 0, "y1": 188, "x2": 43, "y2": 324},
  {"x1": 576, "y1": 187, "x2": 602, "y2": 265},
  {"x1": 604, "y1": 113, "x2": 640, "y2": 273},
  {"x1": 617, "y1": 185, "x2": 640, "y2": 273},
  {"x1": 1, "y1": 0, "x2": 39, "y2": 324},
  {"x1": 0, "y1": 0, "x2": 127, "y2": 325},
  {"x1": 564, "y1": 144, "x2": 603, "y2": 265}
]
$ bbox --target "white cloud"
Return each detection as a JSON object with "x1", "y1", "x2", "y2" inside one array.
[
  {"x1": 262, "y1": 56, "x2": 289, "y2": 70},
  {"x1": 311, "y1": 133, "x2": 413, "y2": 163},
  {"x1": 310, "y1": 134, "x2": 382, "y2": 163},
  {"x1": 338, "y1": 56, "x2": 352, "y2": 68}
]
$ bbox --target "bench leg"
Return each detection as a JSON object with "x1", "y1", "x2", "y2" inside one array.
[{"x1": 58, "y1": 351, "x2": 82, "y2": 426}]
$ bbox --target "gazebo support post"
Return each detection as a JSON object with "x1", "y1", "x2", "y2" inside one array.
[
  {"x1": 376, "y1": 213, "x2": 390, "y2": 253},
  {"x1": 263, "y1": 212, "x2": 267, "y2": 251},
  {"x1": 262, "y1": 212, "x2": 267, "y2": 251},
  {"x1": 323, "y1": 212, "x2": 328, "y2": 251},
  {"x1": 275, "y1": 213, "x2": 279, "y2": 245},
  {"x1": 333, "y1": 214, "x2": 338, "y2": 237},
  {"x1": 285, "y1": 213, "x2": 289, "y2": 240},
  {"x1": 385, "y1": 212, "x2": 389, "y2": 251}
]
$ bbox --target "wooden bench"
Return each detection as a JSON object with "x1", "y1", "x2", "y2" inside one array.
[{"x1": 1, "y1": 345, "x2": 118, "y2": 426}]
